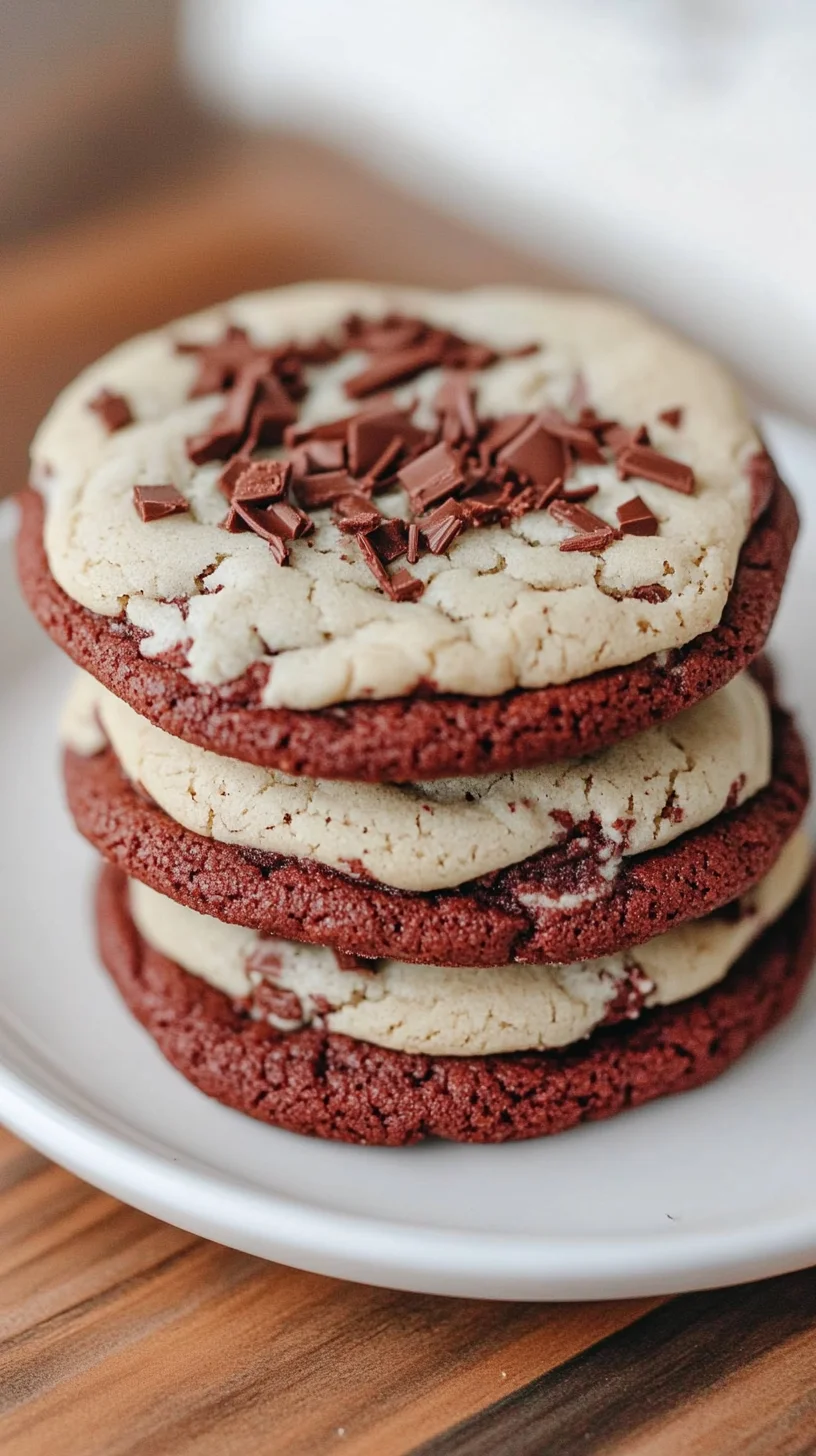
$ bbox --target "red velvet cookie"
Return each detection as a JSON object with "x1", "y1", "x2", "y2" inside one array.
[
  {"x1": 96, "y1": 863, "x2": 816, "y2": 1145},
  {"x1": 67, "y1": 696, "x2": 809, "y2": 967},
  {"x1": 18, "y1": 474, "x2": 798, "y2": 782}
]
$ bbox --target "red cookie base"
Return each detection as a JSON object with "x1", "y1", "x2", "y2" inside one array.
[
  {"x1": 18, "y1": 476, "x2": 798, "y2": 781},
  {"x1": 97, "y1": 863, "x2": 816, "y2": 1146},
  {"x1": 66, "y1": 690, "x2": 809, "y2": 966}
]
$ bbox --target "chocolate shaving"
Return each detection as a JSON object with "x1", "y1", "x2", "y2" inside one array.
[
  {"x1": 367, "y1": 518, "x2": 409, "y2": 562},
  {"x1": 304, "y1": 440, "x2": 346, "y2": 472},
  {"x1": 398, "y1": 441, "x2": 465, "y2": 512},
  {"x1": 626, "y1": 582, "x2": 671, "y2": 604},
  {"x1": 616, "y1": 443, "x2": 695, "y2": 494},
  {"x1": 228, "y1": 459, "x2": 291, "y2": 507},
  {"x1": 559, "y1": 528, "x2": 618, "y2": 553},
  {"x1": 434, "y1": 374, "x2": 478, "y2": 443},
  {"x1": 478, "y1": 414, "x2": 532, "y2": 468},
  {"x1": 549, "y1": 499, "x2": 619, "y2": 552},
  {"x1": 538, "y1": 409, "x2": 605, "y2": 464},
  {"x1": 357, "y1": 533, "x2": 423, "y2": 601},
  {"x1": 133, "y1": 484, "x2": 189, "y2": 522},
  {"x1": 176, "y1": 325, "x2": 273, "y2": 397},
  {"x1": 186, "y1": 358, "x2": 270, "y2": 465},
  {"x1": 88, "y1": 389, "x2": 133, "y2": 432},
  {"x1": 229, "y1": 502, "x2": 292, "y2": 562},
  {"x1": 604, "y1": 423, "x2": 651, "y2": 454},
  {"x1": 344, "y1": 340, "x2": 445, "y2": 400},
  {"x1": 263, "y1": 501, "x2": 313, "y2": 540},
  {"x1": 243, "y1": 374, "x2": 298, "y2": 451},
  {"x1": 658, "y1": 407, "x2": 684, "y2": 429},
  {"x1": 560, "y1": 484, "x2": 599, "y2": 503},
  {"x1": 389, "y1": 568, "x2": 425, "y2": 602},
  {"x1": 497, "y1": 418, "x2": 566, "y2": 498},
  {"x1": 294, "y1": 471, "x2": 357, "y2": 509},
  {"x1": 617, "y1": 495, "x2": 659, "y2": 536},
  {"x1": 422, "y1": 499, "x2": 468, "y2": 555}
]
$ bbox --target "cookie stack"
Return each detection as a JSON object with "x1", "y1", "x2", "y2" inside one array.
[{"x1": 18, "y1": 284, "x2": 813, "y2": 1145}]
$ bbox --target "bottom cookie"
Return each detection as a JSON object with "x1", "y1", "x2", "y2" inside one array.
[{"x1": 97, "y1": 864, "x2": 816, "y2": 1146}]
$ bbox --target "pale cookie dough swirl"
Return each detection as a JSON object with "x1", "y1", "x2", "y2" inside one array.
[
  {"x1": 35, "y1": 284, "x2": 760, "y2": 710},
  {"x1": 62, "y1": 670, "x2": 772, "y2": 893},
  {"x1": 128, "y1": 831, "x2": 811, "y2": 1057}
]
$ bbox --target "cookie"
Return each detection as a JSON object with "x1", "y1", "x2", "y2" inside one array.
[
  {"x1": 96, "y1": 861, "x2": 816, "y2": 1145},
  {"x1": 126, "y1": 831, "x2": 811, "y2": 1057},
  {"x1": 18, "y1": 282, "x2": 798, "y2": 782},
  {"x1": 64, "y1": 669, "x2": 772, "y2": 894},
  {"x1": 65, "y1": 695, "x2": 809, "y2": 966}
]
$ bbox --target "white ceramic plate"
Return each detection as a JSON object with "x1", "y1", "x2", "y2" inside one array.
[{"x1": 1, "y1": 414, "x2": 815, "y2": 1301}]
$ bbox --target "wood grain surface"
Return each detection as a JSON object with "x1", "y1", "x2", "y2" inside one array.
[{"x1": 2, "y1": 90, "x2": 816, "y2": 1455}]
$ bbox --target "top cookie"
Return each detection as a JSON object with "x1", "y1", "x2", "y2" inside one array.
[{"x1": 27, "y1": 283, "x2": 789, "y2": 779}]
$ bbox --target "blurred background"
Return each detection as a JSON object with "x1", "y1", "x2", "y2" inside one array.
[{"x1": 2, "y1": 0, "x2": 814, "y2": 499}]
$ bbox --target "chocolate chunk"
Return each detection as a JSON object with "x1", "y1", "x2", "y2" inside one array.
[
  {"x1": 344, "y1": 340, "x2": 445, "y2": 399},
  {"x1": 229, "y1": 459, "x2": 291, "y2": 507},
  {"x1": 348, "y1": 416, "x2": 398, "y2": 477},
  {"x1": 263, "y1": 501, "x2": 313, "y2": 540},
  {"x1": 186, "y1": 358, "x2": 269, "y2": 465},
  {"x1": 659, "y1": 407, "x2": 684, "y2": 429},
  {"x1": 422, "y1": 499, "x2": 468, "y2": 555},
  {"x1": 549, "y1": 499, "x2": 619, "y2": 551},
  {"x1": 604, "y1": 423, "x2": 651, "y2": 454},
  {"x1": 478, "y1": 414, "x2": 533, "y2": 467},
  {"x1": 433, "y1": 374, "x2": 478, "y2": 443},
  {"x1": 616, "y1": 444, "x2": 695, "y2": 494},
  {"x1": 357, "y1": 532, "x2": 392, "y2": 593},
  {"x1": 560, "y1": 484, "x2": 599, "y2": 503},
  {"x1": 748, "y1": 450, "x2": 778, "y2": 525},
  {"x1": 244, "y1": 374, "x2": 298, "y2": 451},
  {"x1": 357, "y1": 532, "x2": 423, "y2": 601},
  {"x1": 388, "y1": 568, "x2": 425, "y2": 602},
  {"x1": 304, "y1": 440, "x2": 346, "y2": 472},
  {"x1": 230, "y1": 502, "x2": 290, "y2": 562},
  {"x1": 88, "y1": 389, "x2": 133, "y2": 432},
  {"x1": 538, "y1": 409, "x2": 605, "y2": 464},
  {"x1": 294, "y1": 471, "x2": 357, "y2": 509},
  {"x1": 334, "y1": 493, "x2": 382, "y2": 532},
  {"x1": 367, "y1": 519, "x2": 408, "y2": 563},
  {"x1": 626, "y1": 582, "x2": 671, "y2": 604},
  {"x1": 407, "y1": 522, "x2": 420, "y2": 564},
  {"x1": 176, "y1": 325, "x2": 273, "y2": 398},
  {"x1": 444, "y1": 341, "x2": 498, "y2": 371},
  {"x1": 398, "y1": 441, "x2": 465, "y2": 512},
  {"x1": 497, "y1": 418, "x2": 566, "y2": 497},
  {"x1": 617, "y1": 495, "x2": 659, "y2": 536},
  {"x1": 559, "y1": 528, "x2": 618, "y2": 553},
  {"x1": 133, "y1": 484, "x2": 189, "y2": 523},
  {"x1": 337, "y1": 509, "x2": 382, "y2": 534}
]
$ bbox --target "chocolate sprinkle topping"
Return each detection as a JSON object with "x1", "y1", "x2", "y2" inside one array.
[
  {"x1": 616, "y1": 443, "x2": 695, "y2": 495},
  {"x1": 398, "y1": 441, "x2": 465, "y2": 512},
  {"x1": 89, "y1": 389, "x2": 133, "y2": 433},
  {"x1": 617, "y1": 495, "x2": 660, "y2": 536},
  {"x1": 133, "y1": 485, "x2": 189, "y2": 523}
]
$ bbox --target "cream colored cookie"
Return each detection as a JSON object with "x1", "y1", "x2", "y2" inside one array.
[
  {"x1": 128, "y1": 831, "x2": 811, "y2": 1057},
  {"x1": 62, "y1": 670, "x2": 771, "y2": 893},
  {"x1": 36, "y1": 284, "x2": 759, "y2": 710}
]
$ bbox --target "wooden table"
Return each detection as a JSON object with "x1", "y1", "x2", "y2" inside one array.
[{"x1": 2, "y1": 137, "x2": 815, "y2": 1456}]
